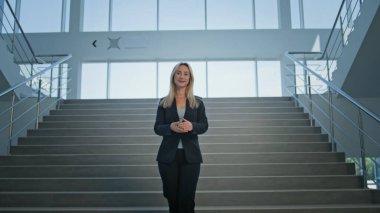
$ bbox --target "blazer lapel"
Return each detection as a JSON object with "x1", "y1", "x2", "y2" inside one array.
[
  {"x1": 183, "y1": 99, "x2": 190, "y2": 120},
  {"x1": 172, "y1": 99, "x2": 180, "y2": 122}
]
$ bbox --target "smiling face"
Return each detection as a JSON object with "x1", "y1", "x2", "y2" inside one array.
[{"x1": 173, "y1": 64, "x2": 191, "y2": 89}]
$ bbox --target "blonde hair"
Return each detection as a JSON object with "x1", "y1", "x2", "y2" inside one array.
[{"x1": 160, "y1": 62, "x2": 199, "y2": 109}]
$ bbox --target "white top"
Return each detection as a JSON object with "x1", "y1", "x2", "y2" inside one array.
[{"x1": 177, "y1": 107, "x2": 186, "y2": 149}]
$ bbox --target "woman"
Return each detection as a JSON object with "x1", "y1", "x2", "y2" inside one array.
[{"x1": 154, "y1": 62, "x2": 208, "y2": 213}]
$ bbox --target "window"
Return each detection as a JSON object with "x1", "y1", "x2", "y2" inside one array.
[
  {"x1": 59, "y1": 63, "x2": 69, "y2": 99},
  {"x1": 290, "y1": 0, "x2": 301, "y2": 29},
  {"x1": 19, "y1": 0, "x2": 62, "y2": 32},
  {"x1": 208, "y1": 61, "x2": 256, "y2": 97},
  {"x1": 303, "y1": 0, "x2": 341, "y2": 29},
  {"x1": 83, "y1": 0, "x2": 109, "y2": 31},
  {"x1": 255, "y1": 0, "x2": 278, "y2": 29},
  {"x1": 306, "y1": 60, "x2": 337, "y2": 94},
  {"x1": 294, "y1": 62, "x2": 306, "y2": 94},
  {"x1": 158, "y1": 62, "x2": 176, "y2": 97},
  {"x1": 207, "y1": 0, "x2": 253, "y2": 30},
  {"x1": 109, "y1": 62, "x2": 156, "y2": 98},
  {"x1": 81, "y1": 63, "x2": 107, "y2": 99},
  {"x1": 190, "y1": 62, "x2": 207, "y2": 98},
  {"x1": 112, "y1": 0, "x2": 157, "y2": 31},
  {"x1": 157, "y1": 61, "x2": 206, "y2": 97},
  {"x1": 80, "y1": 60, "x2": 283, "y2": 99},
  {"x1": 1, "y1": 0, "x2": 16, "y2": 34},
  {"x1": 159, "y1": 0, "x2": 205, "y2": 30},
  {"x1": 64, "y1": 0, "x2": 70, "y2": 32},
  {"x1": 257, "y1": 61, "x2": 281, "y2": 96}
]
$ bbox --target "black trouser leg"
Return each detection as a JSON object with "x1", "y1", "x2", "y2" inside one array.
[
  {"x1": 158, "y1": 150, "x2": 201, "y2": 213},
  {"x1": 177, "y1": 162, "x2": 200, "y2": 213}
]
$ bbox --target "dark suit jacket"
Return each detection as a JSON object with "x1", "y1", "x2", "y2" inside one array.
[{"x1": 154, "y1": 97, "x2": 208, "y2": 163}]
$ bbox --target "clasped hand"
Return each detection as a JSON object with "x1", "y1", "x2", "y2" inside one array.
[{"x1": 170, "y1": 119, "x2": 193, "y2": 133}]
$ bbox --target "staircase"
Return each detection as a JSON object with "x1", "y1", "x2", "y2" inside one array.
[{"x1": 0, "y1": 97, "x2": 379, "y2": 212}]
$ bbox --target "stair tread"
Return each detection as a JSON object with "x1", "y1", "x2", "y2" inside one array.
[{"x1": 1, "y1": 97, "x2": 377, "y2": 210}]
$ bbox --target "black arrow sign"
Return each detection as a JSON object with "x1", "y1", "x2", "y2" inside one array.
[{"x1": 92, "y1": 40, "x2": 97, "y2": 47}]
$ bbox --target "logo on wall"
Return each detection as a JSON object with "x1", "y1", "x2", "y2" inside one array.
[
  {"x1": 91, "y1": 36, "x2": 147, "y2": 50},
  {"x1": 107, "y1": 37, "x2": 121, "y2": 50}
]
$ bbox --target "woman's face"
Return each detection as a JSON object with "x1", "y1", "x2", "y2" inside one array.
[{"x1": 174, "y1": 65, "x2": 190, "y2": 89}]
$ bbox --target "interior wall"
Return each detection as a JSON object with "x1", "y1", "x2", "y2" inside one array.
[
  {"x1": 25, "y1": 29, "x2": 331, "y2": 98},
  {"x1": 10, "y1": 0, "x2": 332, "y2": 99}
]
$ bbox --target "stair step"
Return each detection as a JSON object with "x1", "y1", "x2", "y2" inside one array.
[
  {"x1": 0, "y1": 163, "x2": 355, "y2": 178},
  {"x1": 1, "y1": 205, "x2": 380, "y2": 213},
  {"x1": 18, "y1": 134, "x2": 328, "y2": 145},
  {"x1": 62, "y1": 97, "x2": 292, "y2": 105},
  {"x1": 49, "y1": 107, "x2": 303, "y2": 115},
  {"x1": 0, "y1": 190, "x2": 376, "y2": 207},
  {"x1": 0, "y1": 152, "x2": 346, "y2": 165},
  {"x1": 38, "y1": 119, "x2": 311, "y2": 128},
  {"x1": 60, "y1": 101, "x2": 296, "y2": 109},
  {"x1": 43, "y1": 113, "x2": 309, "y2": 121},
  {"x1": 27, "y1": 127, "x2": 322, "y2": 136},
  {"x1": 0, "y1": 176, "x2": 364, "y2": 191},
  {"x1": 1, "y1": 97, "x2": 377, "y2": 211},
  {"x1": 11, "y1": 143, "x2": 331, "y2": 155}
]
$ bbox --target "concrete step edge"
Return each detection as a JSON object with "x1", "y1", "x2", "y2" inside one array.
[{"x1": 0, "y1": 204, "x2": 380, "y2": 212}]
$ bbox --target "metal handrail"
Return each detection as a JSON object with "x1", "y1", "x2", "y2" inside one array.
[
  {"x1": 320, "y1": 0, "x2": 346, "y2": 59},
  {"x1": 286, "y1": 52, "x2": 380, "y2": 124},
  {"x1": 1, "y1": 0, "x2": 72, "y2": 156},
  {"x1": 2, "y1": 0, "x2": 39, "y2": 64},
  {"x1": 285, "y1": 51, "x2": 380, "y2": 188},
  {"x1": 0, "y1": 54, "x2": 72, "y2": 155},
  {"x1": 0, "y1": 54, "x2": 72, "y2": 97},
  {"x1": 319, "y1": 0, "x2": 364, "y2": 65}
]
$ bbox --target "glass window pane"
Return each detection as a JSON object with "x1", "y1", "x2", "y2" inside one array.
[
  {"x1": 257, "y1": 61, "x2": 281, "y2": 97},
  {"x1": 20, "y1": 0, "x2": 62, "y2": 32},
  {"x1": 307, "y1": 60, "x2": 337, "y2": 94},
  {"x1": 191, "y1": 62, "x2": 207, "y2": 98},
  {"x1": 83, "y1": 0, "x2": 109, "y2": 32},
  {"x1": 158, "y1": 62, "x2": 176, "y2": 98},
  {"x1": 159, "y1": 0, "x2": 205, "y2": 30},
  {"x1": 81, "y1": 63, "x2": 107, "y2": 99},
  {"x1": 290, "y1": 0, "x2": 301, "y2": 29},
  {"x1": 60, "y1": 63, "x2": 69, "y2": 99},
  {"x1": 112, "y1": 0, "x2": 157, "y2": 31},
  {"x1": 64, "y1": 0, "x2": 70, "y2": 32},
  {"x1": 34, "y1": 64, "x2": 56, "y2": 97},
  {"x1": 1, "y1": 0, "x2": 16, "y2": 34},
  {"x1": 295, "y1": 62, "x2": 306, "y2": 94},
  {"x1": 255, "y1": 0, "x2": 278, "y2": 29},
  {"x1": 109, "y1": 62, "x2": 156, "y2": 99},
  {"x1": 207, "y1": 0, "x2": 253, "y2": 30},
  {"x1": 303, "y1": 0, "x2": 341, "y2": 29},
  {"x1": 208, "y1": 61, "x2": 255, "y2": 97},
  {"x1": 158, "y1": 62, "x2": 207, "y2": 98}
]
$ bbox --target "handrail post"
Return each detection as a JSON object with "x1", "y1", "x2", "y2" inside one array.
[
  {"x1": 376, "y1": 158, "x2": 380, "y2": 189},
  {"x1": 8, "y1": 92, "x2": 16, "y2": 154},
  {"x1": 328, "y1": 89, "x2": 336, "y2": 151},
  {"x1": 339, "y1": 16, "x2": 345, "y2": 46},
  {"x1": 358, "y1": 109, "x2": 368, "y2": 188},
  {"x1": 50, "y1": 67, "x2": 53, "y2": 97},
  {"x1": 292, "y1": 63, "x2": 298, "y2": 108},
  {"x1": 57, "y1": 65, "x2": 62, "y2": 100},
  {"x1": 307, "y1": 73, "x2": 313, "y2": 126},
  {"x1": 35, "y1": 79, "x2": 42, "y2": 129},
  {"x1": 326, "y1": 58, "x2": 336, "y2": 151},
  {"x1": 30, "y1": 64, "x2": 34, "y2": 87}
]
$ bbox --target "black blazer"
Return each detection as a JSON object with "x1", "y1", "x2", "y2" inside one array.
[{"x1": 154, "y1": 97, "x2": 208, "y2": 163}]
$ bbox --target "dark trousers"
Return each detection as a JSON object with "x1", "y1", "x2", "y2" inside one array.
[{"x1": 158, "y1": 149, "x2": 201, "y2": 213}]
